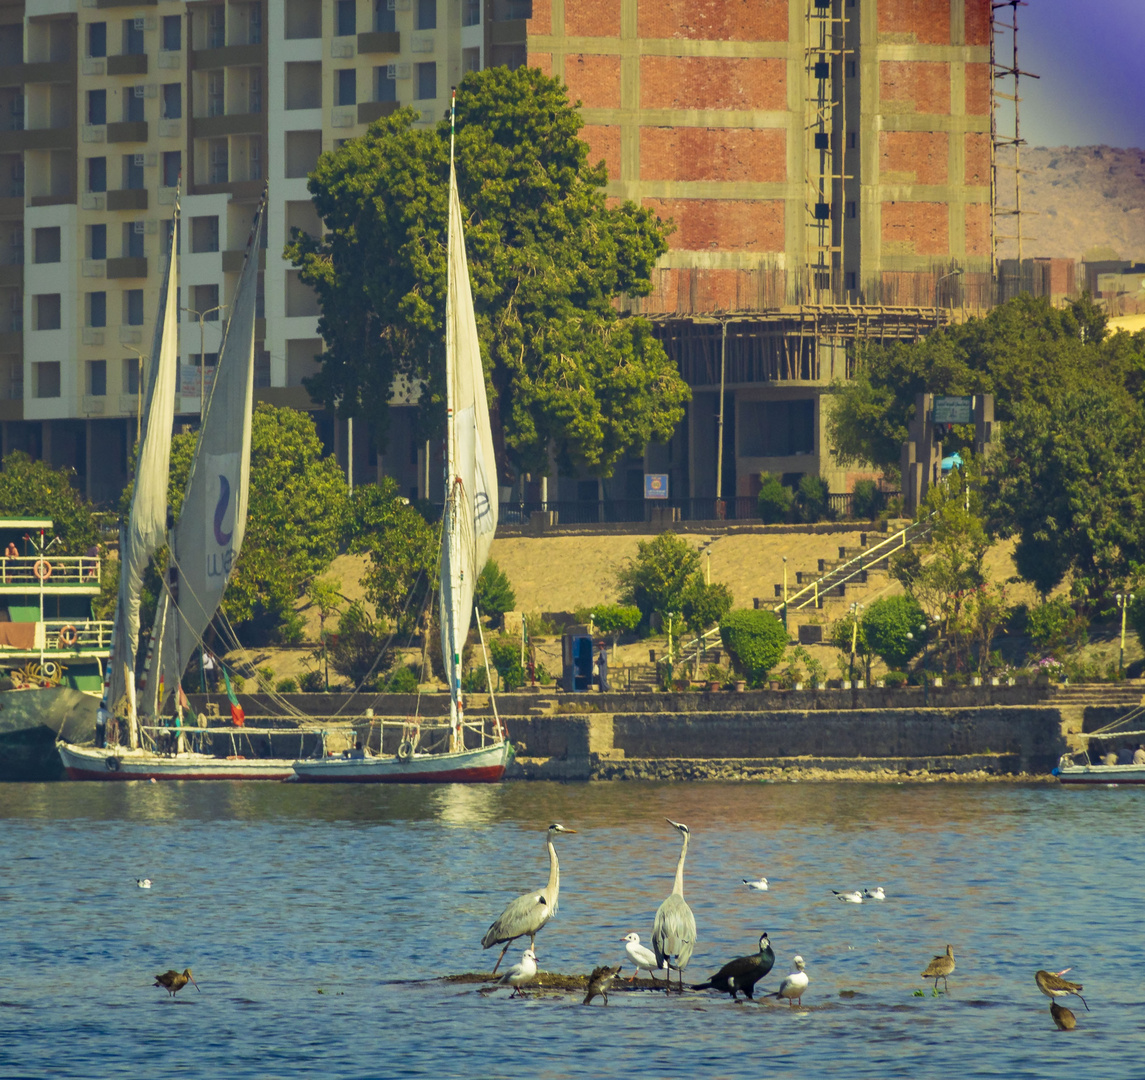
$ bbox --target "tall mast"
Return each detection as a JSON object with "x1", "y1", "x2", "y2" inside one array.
[{"x1": 445, "y1": 87, "x2": 462, "y2": 747}]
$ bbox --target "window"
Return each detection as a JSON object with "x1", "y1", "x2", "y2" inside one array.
[
  {"x1": 89, "y1": 223, "x2": 107, "y2": 260},
  {"x1": 249, "y1": 69, "x2": 262, "y2": 113},
  {"x1": 124, "y1": 289, "x2": 144, "y2": 325},
  {"x1": 206, "y1": 4, "x2": 225, "y2": 49},
  {"x1": 162, "y1": 150, "x2": 180, "y2": 189},
  {"x1": 88, "y1": 292, "x2": 106, "y2": 328},
  {"x1": 123, "y1": 19, "x2": 144, "y2": 55},
  {"x1": 122, "y1": 357, "x2": 140, "y2": 395},
  {"x1": 738, "y1": 400, "x2": 815, "y2": 458},
  {"x1": 162, "y1": 83, "x2": 181, "y2": 119},
  {"x1": 284, "y1": 130, "x2": 321, "y2": 178},
  {"x1": 207, "y1": 71, "x2": 224, "y2": 117},
  {"x1": 462, "y1": 47, "x2": 480, "y2": 74},
  {"x1": 87, "y1": 359, "x2": 107, "y2": 397},
  {"x1": 336, "y1": 0, "x2": 356, "y2": 36},
  {"x1": 123, "y1": 155, "x2": 144, "y2": 190},
  {"x1": 247, "y1": 3, "x2": 262, "y2": 44},
  {"x1": 285, "y1": 62, "x2": 322, "y2": 109},
  {"x1": 192, "y1": 283, "x2": 220, "y2": 319},
  {"x1": 417, "y1": 0, "x2": 437, "y2": 30},
  {"x1": 123, "y1": 221, "x2": 144, "y2": 258},
  {"x1": 416, "y1": 61, "x2": 436, "y2": 100},
  {"x1": 845, "y1": 201, "x2": 856, "y2": 219},
  {"x1": 845, "y1": 271, "x2": 857, "y2": 290},
  {"x1": 336, "y1": 69, "x2": 356, "y2": 107},
  {"x1": 285, "y1": 0, "x2": 322, "y2": 39},
  {"x1": 191, "y1": 216, "x2": 219, "y2": 253},
  {"x1": 462, "y1": 0, "x2": 481, "y2": 27},
  {"x1": 375, "y1": 0, "x2": 396, "y2": 32},
  {"x1": 162, "y1": 14, "x2": 181, "y2": 51},
  {"x1": 207, "y1": 139, "x2": 227, "y2": 184},
  {"x1": 375, "y1": 68, "x2": 396, "y2": 102},
  {"x1": 88, "y1": 22, "x2": 107, "y2": 59},
  {"x1": 87, "y1": 89, "x2": 106, "y2": 126},
  {"x1": 34, "y1": 362, "x2": 61, "y2": 398},
  {"x1": 125, "y1": 86, "x2": 145, "y2": 123},
  {"x1": 33, "y1": 227, "x2": 60, "y2": 264},
  {"x1": 88, "y1": 157, "x2": 106, "y2": 193},
  {"x1": 35, "y1": 294, "x2": 61, "y2": 331}
]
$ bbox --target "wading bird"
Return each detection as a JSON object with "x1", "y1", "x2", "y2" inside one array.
[
  {"x1": 153, "y1": 969, "x2": 198, "y2": 997},
  {"x1": 1036, "y1": 968, "x2": 1088, "y2": 1011},
  {"x1": 693, "y1": 932, "x2": 774, "y2": 1001},
  {"x1": 487, "y1": 948, "x2": 538, "y2": 998},
  {"x1": 1051, "y1": 1001, "x2": 1077, "y2": 1030},
  {"x1": 772, "y1": 955, "x2": 808, "y2": 1007},
  {"x1": 481, "y1": 823, "x2": 576, "y2": 974},
  {"x1": 583, "y1": 964, "x2": 622, "y2": 1006},
  {"x1": 921, "y1": 945, "x2": 956, "y2": 992},
  {"x1": 652, "y1": 819, "x2": 697, "y2": 991},
  {"x1": 743, "y1": 877, "x2": 769, "y2": 892},
  {"x1": 622, "y1": 932, "x2": 665, "y2": 982}
]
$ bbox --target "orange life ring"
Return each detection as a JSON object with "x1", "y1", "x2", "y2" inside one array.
[
  {"x1": 33, "y1": 560, "x2": 52, "y2": 581},
  {"x1": 58, "y1": 624, "x2": 78, "y2": 647}
]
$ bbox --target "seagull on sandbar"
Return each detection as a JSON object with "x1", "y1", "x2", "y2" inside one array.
[
  {"x1": 622, "y1": 932, "x2": 666, "y2": 982},
  {"x1": 772, "y1": 955, "x2": 808, "y2": 1007},
  {"x1": 862, "y1": 887, "x2": 885, "y2": 900},
  {"x1": 743, "y1": 877, "x2": 769, "y2": 892},
  {"x1": 487, "y1": 948, "x2": 538, "y2": 999},
  {"x1": 833, "y1": 890, "x2": 863, "y2": 903}
]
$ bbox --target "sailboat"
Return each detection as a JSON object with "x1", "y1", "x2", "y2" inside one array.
[
  {"x1": 291, "y1": 94, "x2": 512, "y2": 784},
  {"x1": 57, "y1": 193, "x2": 297, "y2": 781}
]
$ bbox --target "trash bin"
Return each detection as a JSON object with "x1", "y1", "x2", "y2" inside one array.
[{"x1": 562, "y1": 625, "x2": 594, "y2": 692}]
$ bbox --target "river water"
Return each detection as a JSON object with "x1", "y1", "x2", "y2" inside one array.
[{"x1": 0, "y1": 780, "x2": 1141, "y2": 1079}]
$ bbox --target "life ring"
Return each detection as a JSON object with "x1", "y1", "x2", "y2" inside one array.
[
  {"x1": 40, "y1": 661, "x2": 58, "y2": 679},
  {"x1": 396, "y1": 740, "x2": 414, "y2": 763},
  {"x1": 32, "y1": 559, "x2": 52, "y2": 581},
  {"x1": 58, "y1": 624, "x2": 78, "y2": 647},
  {"x1": 106, "y1": 756, "x2": 121, "y2": 772}
]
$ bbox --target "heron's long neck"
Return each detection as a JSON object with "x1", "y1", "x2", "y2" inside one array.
[
  {"x1": 672, "y1": 833, "x2": 688, "y2": 896},
  {"x1": 546, "y1": 837, "x2": 559, "y2": 900}
]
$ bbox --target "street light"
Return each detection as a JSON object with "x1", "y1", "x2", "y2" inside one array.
[
  {"x1": 181, "y1": 304, "x2": 226, "y2": 417},
  {"x1": 917, "y1": 621, "x2": 930, "y2": 705},
  {"x1": 934, "y1": 268, "x2": 963, "y2": 329},
  {"x1": 1117, "y1": 593, "x2": 1135, "y2": 676},
  {"x1": 849, "y1": 602, "x2": 863, "y2": 686}
]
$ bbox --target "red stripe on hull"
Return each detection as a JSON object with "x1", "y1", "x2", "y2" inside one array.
[{"x1": 295, "y1": 765, "x2": 507, "y2": 784}]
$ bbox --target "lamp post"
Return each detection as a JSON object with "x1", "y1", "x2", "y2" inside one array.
[
  {"x1": 181, "y1": 304, "x2": 226, "y2": 417},
  {"x1": 918, "y1": 621, "x2": 930, "y2": 705},
  {"x1": 934, "y1": 268, "x2": 963, "y2": 330},
  {"x1": 1117, "y1": 593, "x2": 1135, "y2": 677},
  {"x1": 849, "y1": 602, "x2": 862, "y2": 686}
]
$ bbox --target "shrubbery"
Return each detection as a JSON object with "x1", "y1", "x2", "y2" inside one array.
[
  {"x1": 1026, "y1": 597, "x2": 1088, "y2": 652},
  {"x1": 718, "y1": 609, "x2": 788, "y2": 687},
  {"x1": 757, "y1": 472, "x2": 793, "y2": 524},
  {"x1": 851, "y1": 479, "x2": 883, "y2": 519},
  {"x1": 795, "y1": 475, "x2": 831, "y2": 524},
  {"x1": 475, "y1": 559, "x2": 516, "y2": 628},
  {"x1": 862, "y1": 595, "x2": 927, "y2": 669}
]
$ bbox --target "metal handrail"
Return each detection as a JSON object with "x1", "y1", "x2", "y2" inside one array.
[{"x1": 0, "y1": 555, "x2": 102, "y2": 587}]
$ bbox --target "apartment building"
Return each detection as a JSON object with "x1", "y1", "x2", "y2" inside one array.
[{"x1": 0, "y1": 0, "x2": 996, "y2": 514}]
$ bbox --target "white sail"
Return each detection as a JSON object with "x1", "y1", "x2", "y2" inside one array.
[
  {"x1": 440, "y1": 121, "x2": 499, "y2": 739},
  {"x1": 147, "y1": 200, "x2": 265, "y2": 715},
  {"x1": 100, "y1": 199, "x2": 180, "y2": 738}
]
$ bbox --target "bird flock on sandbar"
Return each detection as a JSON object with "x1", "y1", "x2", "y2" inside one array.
[{"x1": 140, "y1": 819, "x2": 1090, "y2": 1027}]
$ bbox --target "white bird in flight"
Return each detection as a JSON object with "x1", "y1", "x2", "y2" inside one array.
[
  {"x1": 863, "y1": 887, "x2": 885, "y2": 900},
  {"x1": 622, "y1": 932, "x2": 667, "y2": 982},
  {"x1": 833, "y1": 890, "x2": 862, "y2": 903},
  {"x1": 743, "y1": 877, "x2": 769, "y2": 892},
  {"x1": 136, "y1": 878, "x2": 152, "y2": 889}
]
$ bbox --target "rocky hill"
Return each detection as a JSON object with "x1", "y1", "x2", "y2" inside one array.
[{"x1": 997, "y1": 145, "x2": 1145, "y2": 262}]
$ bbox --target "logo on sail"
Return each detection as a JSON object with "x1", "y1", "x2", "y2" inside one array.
[
  {"x1": 205, "y1": 453, "x2": 240, "y2": 579},
  {"x1": 213, "y1": 475, "x2": 232, "y2": 546}
]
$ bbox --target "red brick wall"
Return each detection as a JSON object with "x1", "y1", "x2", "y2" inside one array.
[
  {"x1": 878, "y1": 0, "x2": 951, "y2": 45},
  {"x1": 643, "y1": 198, "x2": 785, "y2": 252},
  {"x1": 531, "y1": 52, "x2": 552, "y2": 77},
  {"x1": 964, "y1": 203, "x2": 990, "y2": 257},
  {"x1": 964, "y1": 0, "x2": 992, "y2": 46},
  {"x1": 964, "y1": 133, "x2": 990, "y2": 186},
  {"x1": 640, "y1": 126, "x2": 785, "y2": 183},
  {"x1": 880, "y1": 61, "x2": 950, "y2": 115},
  {"x1": 564, "y1": 54, "x2": 621, "y2": 109},
  {"x1": 641, "y1": 56, "x2": 786, "y2": 112},
  {"x1": 964, "y1": 62, "x2": 990, "y2": 116},
  {"x1": 637, "y1": 0, "x2": 787, "y2": 41},
  {"x1": 879, "y1": 131, "x2": 948, "y2": 185},
  {"x1": 882, "y1": 202, "x2": 950, "y2": 255},
  {"x1": 582, "y1": 124, "x2": 621, "y2": 179},
  {"x1": 527, "y1": 0, "x2": 551, "y2": 35},
  {"x1": 566, "y1": 0, "x2": 621, "y2": 38}
]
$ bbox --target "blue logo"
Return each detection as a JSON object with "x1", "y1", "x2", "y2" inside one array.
[{"x1": 213, "y1": 475, "x2": 232, "y2": 546}]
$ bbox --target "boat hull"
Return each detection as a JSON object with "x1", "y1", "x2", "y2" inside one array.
[
  {"x1": 57, "y1": 741, "x2": 295, "y2": 781},
  {"x1": 291, "y1": 741, "x2": 512, "y2": 784},
  {"x1": 0, "y1": 688, "x2": 99, "y2": 781},
  {"x1": 1056, "y1": 763, "x2": 1145, "y2": 785}
]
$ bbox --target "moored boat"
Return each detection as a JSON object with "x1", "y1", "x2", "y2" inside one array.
[
  {"x1": 292, "y1": 738, "x2": 512, "y2": 784},
  {"x1": 1054, "y1": 758, "x2": 1145, "y2": 785},
  {"x1": 58, "y1": 738, "x2": 297, "y2": 781}
]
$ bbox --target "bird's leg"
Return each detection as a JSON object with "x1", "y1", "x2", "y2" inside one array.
[
  {"x1": 491, "y1": 942, "x2": 512, "y2": 976},
  {"x1": 1078, "y1": 994, "x2": 1089, "y2": 1012}
]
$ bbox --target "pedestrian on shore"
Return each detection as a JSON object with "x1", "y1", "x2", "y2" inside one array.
[
  {"x1": 596, "y1": 642, "x2": 609, "y2": 692},
  {"x1": 203, "y1": 650, "x2": 219, "y2": 693}
]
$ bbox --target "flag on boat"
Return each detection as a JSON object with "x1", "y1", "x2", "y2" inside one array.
[{"x1": 222, "y1": 665, "x2": 244, "y2": 726}]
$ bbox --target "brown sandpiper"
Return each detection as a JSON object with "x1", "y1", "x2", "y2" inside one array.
[
  {"x1": 1035, "y1": 968, "x2": 1088, "y2": 1011},
  {"x1": 154, "y1": 968, "x2": 199, "y2": 997},
  {"x1": 583, "y1": 964, "x2": 622, "y2": 1005},
  {"x1": 921, "y1": 945, "x2": 955, "y2": 992}
]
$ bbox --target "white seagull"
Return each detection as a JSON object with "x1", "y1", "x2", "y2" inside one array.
[
  {"x1": 743, "y1": 877, "x2": 769, "y2": 892},
  {"x1": 862, "y1": 887, "x2": 885, "y2": 900},
  {"x1": 773, "y1": 955, "x2": 809, "y2": 1007},
  {"x1": 136, "y1": 878, "x2": 152, "y2": 889},
  {"x1": 622, "y1": 932, "x2": 667, "y2": 982},
  {"x1": 833, "y1": 890, "x2": 863, "y2": 903},
  {"x1": 489, "y1": 948, "x2": 538, "y2": 998}
]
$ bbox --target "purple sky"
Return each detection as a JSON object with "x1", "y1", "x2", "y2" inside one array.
[{"x1": 1019, "y1": 0, "x2": 1145, "y2": 149}]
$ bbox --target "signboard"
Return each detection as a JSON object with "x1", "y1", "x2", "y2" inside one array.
[
  {"x1": 644, "y1": 473, "x2": 669, "y2": 500},
  {"x1": 933, "y1": 395, "x2": 972, "y2": 424},
  {"x1": 180, "y1": 363, "x2": 216, "y2": 401}
]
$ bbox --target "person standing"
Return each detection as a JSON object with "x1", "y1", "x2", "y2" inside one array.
[
  {"x1": 596, "y1": 642, "x2": 609, "y2": 692},
  {"x1": 202, "y1": 650, "x2": 219, "y2": 693}
]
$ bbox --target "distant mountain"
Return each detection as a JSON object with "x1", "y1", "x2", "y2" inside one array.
[{"x1": 996, "y1": 145, "x2": 1145, "y2": 263}]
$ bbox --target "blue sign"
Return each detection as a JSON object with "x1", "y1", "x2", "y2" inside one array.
[{"x1": 644, "y1": 474, "x2": 669, "y2": 500}]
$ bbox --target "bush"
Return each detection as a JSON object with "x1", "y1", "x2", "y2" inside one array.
[
  {"x1": 883, "y1": 670, "x2": 909, "y2": 688},
  {"x1": 719, "y1": 609, "x2": 788, "y2": 688},
  {"x1": 795, "y1": 475, "x2": 831, "y2": 524},
  {"x1": 488, "y1": 634, "x2": 525, "y2": 691},
  {"x1": 861, "y1": 595, "x2": 927, "y2": 669},
  {"x1": 329, "y1": 601, "x2": 390, "y2": 685},
  {"x1": 616, "y1": 532, "x2": 701, "y2": 624},
  {"x1": 299, "y1": 669, "x2": 326, "y2": 693},
  {"x1": 275, "y1": 677, "x2": 299, "y2": 693},
  {"x1": 590, "y1": 603, "x2": 642, "y2": 638},
  {"x1": 757, "y1": 472, "x2": 793, "y2": 524},
  {"x1": 1027, "y1": 597, "x2": 1088, "y2": 651},
  {"x1": 382, "y1": 664, "x2": 419, "y2": 693},
  {"x1": 681, "y1": 579, "x2": 734, "y2": 635},
  {"x1": 462, "y1": 666, "x2": 489, "y2": 693},
  {"x1": 475, "y1": 559, "x2": 516, "y2": 628},
  {"x1": 851, "y1": 479, "x2": 883, "y2": 520}
]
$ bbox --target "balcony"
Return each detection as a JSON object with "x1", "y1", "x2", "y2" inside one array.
[
  {"x1": 190, "y1": 178, "x2": 263, "y2": 199},
  {"x1": 357, "y1": 31, "x2": 400, "y2": 55},
  {"x1": 107, "y1": 120, "x2": 148, "y2": 143},
  {"x1": 28, "y1": 193, "x2": 75, "y2": 207},
  {"x1": 107, "y1": 54, "x2": 148, "y2": 77},
  {"x1": 0, "y1": 619, "x2": 114, "y2": 658},
  {"x1": 97, "y1": 0, "x2": 157, "y2": 6},
  {"x1": 190, "y1": 112, "x2": 262, "y2": 138},
  {"x1": 358, "y1": 101, "x2": 398, "y2": 125},
  {"x1": 0, "y1": 554, "x2": 103, "y2": 594},
  {"x1": 107, "y1": 256, "x2": 147, "y2": 278},
  {"x1": 222, "y1": 247, "x2": 266, "y2": 273},
  {"x1": 5, "y1": 125, "x2": 75, "y2": 152},
  {"x1": 190, "y1": 42, "x2": 266, "y2": 71},
  {"x1": 0, "y1": 61, "x2": 75, "y2": 86},
  {"x1": 107, "y1": 188, "x2": 148, "y2": 211}
]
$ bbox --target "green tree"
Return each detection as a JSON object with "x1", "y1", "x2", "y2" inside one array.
[
  {"x1": 757, "y1": 471, "x2": 793, "y2": 524},
  {"x1": 681, "y1": 578, "x2": 733, "y2": 635},
  {"x1": 719, "y1": 609, "x2": 788, "y2": 688},
  {"x1": 616, "y1": 532, "x2": 701, "y2": 625},
  {"x1": 475, "y1": 559, "x2": 516, "y2": 628},
  {"x1": 0, "y1": 452, "x2": 100, "y2": 554},
  {"x1": 861, "y1": 595, "x2": 926, "y2": 669},
  {"x1": 328, "y1": 601, "x2": 389, "y2": 686},
  {"x1": 589, "y1": 603, "x2": 641, "y2": 639},
  {"x1": 487, "y1": 634, "x2": 525, "y2": 691},
  {"x1": 307, "y1": 575, "x2": 344, "y2": 691},
  {"x1": 286, "y1": 66, "x2": 689, "y2": 479}
]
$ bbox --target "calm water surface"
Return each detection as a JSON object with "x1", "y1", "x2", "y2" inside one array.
[{"x1": 1, "y1": 780, "x2": 1142, "y2": 1079}]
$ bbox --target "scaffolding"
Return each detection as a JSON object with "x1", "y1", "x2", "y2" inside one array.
[
  {"x1": 804, "y1": 0, "x2": 851, "y2": 305},
  {"x1": 990, "y1": 1, "x2": 1039, "y2": 296}
]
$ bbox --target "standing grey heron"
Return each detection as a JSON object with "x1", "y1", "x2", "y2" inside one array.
[
  {"x1": 481, "y1": 823, "x2": 577, "y2": 974},
  {"x1": 651, "y1": 818, "x2": 697, "y2": 991}
]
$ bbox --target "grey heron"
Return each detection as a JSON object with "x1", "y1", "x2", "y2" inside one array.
[
  {"x1": 693, "y1": 932, "x2": 774, "y2": 1001},
  {"x1": 651, "y1": 818, "x2": 697, "y2": 991},
  {"x1": 921, "y1": 944, "x2": 955, "y2": 992},
  {"x1": 487, "y1": 947, "x2": 537, "y2": 998},
  {"x1": 583, "y1": 964, "x2": 622, "y2": 1005},
  {"x1": 772, "y1": 955, "x2": 808, "y2": 1006},
  {"x1": 481, "y1": 822, "x2": 576, "y2": 974}
]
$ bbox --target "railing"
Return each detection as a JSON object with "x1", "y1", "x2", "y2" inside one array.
[
  {"x1": 43, "y1": 619, "x2": 113, "y2": 653},
  {"x1": 0, "y1": 555, "x2": 101, "y2": 587}
]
